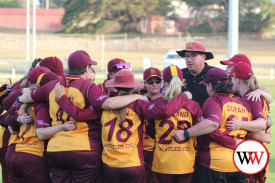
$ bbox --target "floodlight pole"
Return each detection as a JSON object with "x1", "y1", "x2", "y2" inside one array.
[
  {"x1": 32, "y1": 0, "x2": 37, "y2": 61},
  {"x1": 228, "y1": 0, "x2": 239, "y2": 57},
  {"x1": 26, "y1": 0, "x2": 30, "y2": 71}
]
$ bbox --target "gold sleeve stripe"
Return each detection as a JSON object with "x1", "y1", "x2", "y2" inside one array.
[{"x1": 36, "y1": 73, "x2": 45, "y2": 84}]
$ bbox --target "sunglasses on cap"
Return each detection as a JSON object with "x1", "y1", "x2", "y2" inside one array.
[
  {"x1": 111, "y1": 62, "x2": 130, "y2": 69},
  {"x1": 146, "y1": 78, "x2": 162, "y2": 85}
]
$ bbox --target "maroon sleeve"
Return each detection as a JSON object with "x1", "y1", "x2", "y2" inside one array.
[
  {"x1": 31, "y1": 82, "x2": 53, "y2": 103},
  {"x1": 0, "y1": 101, "x2": 20, "y2": 127},
  {"x1": 56, "y1": 95, "x2": 102, "y2": 121},
  {"x1": 2, "y1": 88, "x2": 22, "y2": 111},
  {"x1": 33, "y1": 103, "x2": 51, "y2": 128},
  {"x1": 87, "y1": 83, "x2": 109, "y2": 110},
  {"x1": 244, "y1": 97, "x2": 265, "y2": 120},
  {"x1": 202, "y1": 97, "x2": 222, "y2": 124},
  {"x1": 209, "y1": 130, "x2": 236, "y2": 150},
  {"x1": 141, "y1": 93, "x2": 189, "y2": 119}
]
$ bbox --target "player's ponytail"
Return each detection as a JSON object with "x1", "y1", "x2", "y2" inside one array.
[
  {"x1": 116, "y1": 87, "x2": 133, "y2": 124},
  {"x1": 163, "y1": 76, "x2": 183, "y2": 102}
]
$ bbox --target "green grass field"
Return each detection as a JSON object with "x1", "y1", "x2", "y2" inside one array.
[{"x1": 0, "y1": 78, "x2": 275, "y2": 183}]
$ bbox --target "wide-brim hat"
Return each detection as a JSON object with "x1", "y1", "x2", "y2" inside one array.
[
  {"x1": 105, "y1": 70, "x2": 143, "y2": 88},
  {"x1": 176, "y1": 42, "x2": 214, "y2": 60}
]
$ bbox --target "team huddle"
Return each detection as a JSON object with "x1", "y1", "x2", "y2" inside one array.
[{"x1": 0, "y1": 42, "x2": 272, "y2": 183}]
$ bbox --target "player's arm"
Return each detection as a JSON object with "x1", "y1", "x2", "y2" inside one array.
[
  {"x1": 141, "y1": 92, "x2": 191, "y2": 119},
  {"x1": 54, "y1": 83, "x2": 101, "y2": 121},
  {"x1": 247, "y1": 88, "x2": 273, "y2": 104},
  {"x1": 19, "y1": 91, "x2": 34, "y2": 103},
  {"x1": 101, "y1": 94, "x2": 148, "y2": 109},
  {"x1": 247, "y1": 131, "x2": 272, "y2": 144},
  {"x1": 36, "y1": 121, "x2": 75, "y2": 140},
  {"x1": 226, "y1": 117, "x2": 266, "y2": 132}
]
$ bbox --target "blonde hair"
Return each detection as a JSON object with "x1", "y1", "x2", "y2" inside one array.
[
  {"x1": 163, "y1": 76, "x2": 183, "y2": 102},
  {"x1": 243, "y1": 73, "x2": 260, "y2": 91},
  {"x1": 116, "y1": 88, "x2": 133, "y2": 124}
]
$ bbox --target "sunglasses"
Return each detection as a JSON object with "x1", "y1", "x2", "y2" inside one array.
[
  {"x1": 88, "y1": 65, "x2": 96, "y2": 73},
  {"x1": 146, "y1": 78, "x2": 162, "y2": 85},
  {"x1": 111, "y1": 62, "x2": 130, "y2": 69}
]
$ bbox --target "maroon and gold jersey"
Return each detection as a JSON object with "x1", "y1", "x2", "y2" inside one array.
[
  {"x1": 15, "y1": 102, "x2": 50, "y2": 157},
  {"x1": 197, "y1": 94, "x2": 252, "y2": 172},
  {"x1": 242, "y1": 90, "x2": 269, "y2": 177},
  {"x1": 30, "y1": 75, "x2": 109, "y2": 152},
  {"x1": 143, "y1": 119, "x2": 155, "y2": 151},
  {"x1": 152, "y1": 100, "x2": 202, "y2": 174},
  {"x1": 0, "y1": 126, "x2": 10, "y2": 148},
  {"x1": 101, "y1": 100, "x2": 148, "y2": 168}
]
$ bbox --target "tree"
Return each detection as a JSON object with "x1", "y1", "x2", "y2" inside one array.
[
  {"x1": 183, "y1": 0, "x2": 275, "y2": 33},
  {"x1": 0, "y1": 0, "x2": 21, "y2": 7},
  {"x1": 39, "y1": 0, "x2": 66, "y2": 8},
  {"x1": 62, "y1": 0, "x2": 171, "y2": 34}
]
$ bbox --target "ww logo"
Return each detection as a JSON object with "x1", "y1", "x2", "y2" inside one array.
[{"x1": 233, "y1": 140, "x2": 268, "y2": 175}]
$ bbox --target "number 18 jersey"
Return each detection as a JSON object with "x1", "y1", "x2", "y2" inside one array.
[{"x1": 101, "y1": 100, "x2": 149, "y2": 168}]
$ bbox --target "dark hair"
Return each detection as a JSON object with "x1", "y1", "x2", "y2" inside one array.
[
  {"x1": 212, "y1": 75, "x2": 233, "y2": 94},
  {"x1": 68, "y1": 65, "x2": 87, "y2": 75}
]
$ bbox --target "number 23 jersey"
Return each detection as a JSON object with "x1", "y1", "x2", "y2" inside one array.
[{"x1": 152, "y1": 100, "x2": 202, "y2": 174}]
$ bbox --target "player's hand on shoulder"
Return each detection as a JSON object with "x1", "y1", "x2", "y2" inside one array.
[
  {"x1": 183, "y1": 91, "x2": 192, "y2": 100},
  {"x1": 63, "y1": 121, "x2": 76, "y2": 131},
  {"x1": 54, "y1": 82, "x2": 65, "y2": 99}
]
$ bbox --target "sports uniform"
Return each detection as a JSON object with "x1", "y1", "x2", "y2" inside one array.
[
  {"x1": 10, "y1": 72, "x2": 59, "y2": 183},
  {"x1": 27, "y1": 51, "x2": 108, "y2": 183},
  {"x1": 54, "y1": 69, "x2": 190, "y2": 183},
  {"x1": 193, "y1": 68, "x2": 252, "y2": 183},
  {"x1": 229, "y1": 63, "x2": 271, "y2": 183}
]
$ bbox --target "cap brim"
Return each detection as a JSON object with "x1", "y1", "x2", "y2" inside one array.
[
  {"x1": 90, "y1": 60, "x2": 98, "y2": 65},
  {"x1": 176, "y1": 50, "x2": 214, "y2": 60},
  {"x1": 105, "y1": 80, "x2": 144, "y2": 88},
  {"x1": 144, "y1": 75, "x2": 162, "y2": 81},
  {"x1": 199, "y1": 80, "x2": 207, "y2": 85},
  {"x1": 220, "y1": 60, "x2": 234, "y2": 65}
]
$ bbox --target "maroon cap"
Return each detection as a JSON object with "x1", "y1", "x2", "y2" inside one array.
[
  {"x1": 228, "y1": 63, "x2": 253, "y2": 80},
  {"x1": 40, "y1": 56, "x2": 65, "y2": 77},
  {"x1": 176, "y1": 42, "x2": 214, "y2": 60},
  {"x1": 105, "y1": 70, "x2": 143, "y2": 88},
  {"x1": 28, "y1": 67, "x2": 51, "y2": 84},
  {"x1": 68, "y1": 50, "x2": 97, "y2": 69},
  {"x1": 220, "y1": 54, "x2": 251, "y2": 66},
  {"x1": 143, "y1": 67, "x2": 162, "y2": 81},
  {"x1": 163, "y1": 65, "x2": 183, "y2": 83},
  {"x1": 199, "y1": 68, "x2": 228, "y2": 85},
  {"x1": 107, "y1": 58, "x2": 128, "y2": 73},
  {"x1": 37, "y1": 72, "x2": 59, "y2": 86}
]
